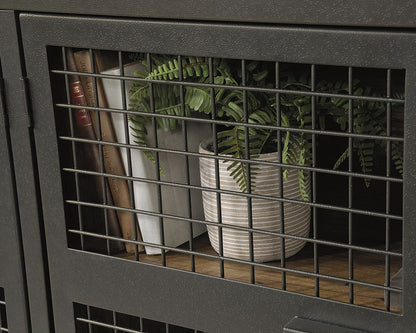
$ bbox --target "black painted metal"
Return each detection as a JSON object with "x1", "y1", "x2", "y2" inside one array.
[
  {"x1": 0, "y1": 10, "x2": 53, "y2": 333},
  {"x1": 2, "y1": 0, "x2": 416, "y2": 28},
  {"x1": 19, "y1": 13, "x2": 416, "y2": 332},
  {"x1": 0, "y1": 11, "x2": 31, "y2": 333},
  {"x1": 284, "y1": 317, "x2": 367, "y2": 333}
]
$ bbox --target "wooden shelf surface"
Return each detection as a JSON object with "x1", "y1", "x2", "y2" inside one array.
[{"x1": 119, "y1": 233, "x2": 402, "y2": 313}]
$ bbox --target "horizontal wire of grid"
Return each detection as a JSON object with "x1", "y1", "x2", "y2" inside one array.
[
  {"x1": 55, "y1": 102, "x2": 404, "y2": 144},
  {"x1": 67, "y1": 228, "x2": 401, "y2": 295},
  {"x1": 52, "y1": 48, "x2": 404, "y2": 312},
  {"x1": 64, "y1": 199, "x2": 403, "y2": 253},
  {"x1": 64, "y1": 193, "x2": 402, "y2": 231},
  {"x1": 51, "y1": 68, "x2": 404, "y2": 105},
  {"x1": 74, "y1": 303, "x2": 203, "y2": 333},
  {"x1": 60, "y1": 165, "x2": 401, "y2": 211},
  {"x1": 57, "y1": 133, "x2": 403, "y2": 183}
]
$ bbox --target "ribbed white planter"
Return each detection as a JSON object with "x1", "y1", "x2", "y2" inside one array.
[{"x1": 199, "y1": 141, "x2": 310, "y2": 262}]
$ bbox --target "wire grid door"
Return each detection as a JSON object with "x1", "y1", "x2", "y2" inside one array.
[
  {"x1": 55, "y1": 49, "x2": 404, "y2": 311},
  {"x1": 21, "y1": 14, "x2": 416, "y2": 332}
]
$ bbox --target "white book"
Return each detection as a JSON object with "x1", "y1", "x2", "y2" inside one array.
[{"x1": 101, "y1": 62, "x2": 208, "y2": 255}]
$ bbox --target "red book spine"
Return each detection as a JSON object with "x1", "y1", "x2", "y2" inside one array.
[
  {"x1": 66, "y1": 48, "x2": 124, "y2": 254},
  {"x1": 70, "y1": 81, "x2": 93, "y2": 127}
]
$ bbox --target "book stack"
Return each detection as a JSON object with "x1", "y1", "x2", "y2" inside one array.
[
  {"x1": 69, "y1": 48, "x2": 144, "y2": 254},
  {"x1": 66, "y1": 48, "x2": 125, "y2": 254},
  {"x1": 69, "y1": 48, "x2": 209, "y2": 255}
]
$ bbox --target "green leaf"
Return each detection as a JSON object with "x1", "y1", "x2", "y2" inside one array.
[
  {"x1": 252, "y1": 70, "x2": 268, "y2": 82},
  {"x1": 333, "y1": 147, "x2": 349, "y2": 170}
]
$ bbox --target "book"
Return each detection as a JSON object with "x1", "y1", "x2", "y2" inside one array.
[
  {"x1": 100, "y1": 61, "x2": 210, "y2": 255},
  {"x1": 73, "y1": 49, "x2": 144, "y2": 253},
  {"x1": 66, "y1": 48, "x2": 124, "y2": 254}
]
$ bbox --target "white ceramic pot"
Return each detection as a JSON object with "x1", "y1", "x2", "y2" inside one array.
[{"x1": 199, "y1": 140, "x2": 310, "y2": 262}]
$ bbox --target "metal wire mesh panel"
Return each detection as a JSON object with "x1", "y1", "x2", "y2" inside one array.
[
  {"x1": 49, "y1": 47, "x2": 404, "y2": 313},
  {"x1": 74, "y1": 303, "x2": 203, "y2": 333},
  {"x1": 0, "y1": 288, "x2": 8, "y2": 333}
]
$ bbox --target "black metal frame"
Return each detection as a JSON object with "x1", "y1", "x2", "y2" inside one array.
[
  {"x1": 0, "y1": 11, "x2": 33, "y2": 333},
  {"x1": 3, "y1": 0, "x2": 416, "y2": 28},
  {"x1": 19, "y1": 13, "x2": 416, "y2": 332},
  {"x1": 0, "y1": 10, "x2": 53, "y2": 333}
]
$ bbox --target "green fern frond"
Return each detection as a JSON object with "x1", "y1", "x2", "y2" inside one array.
[
  {"x1": 145, "y1": 57, "x2": 210, "y2": 80},
  {"x1": 218, "y1": 126, "x2": 249, "y2": 193},
  {"x1": 297, "y1": 146, "x2": 310, "y2": 201},
  {"x1": 185, "y1": 86, "x2": 211, "y2": 113},
  {"x1": 355, "y1": 139, "x2": 375, "y2": 187},
  {"x1": 391, "y1": 141, "x2": 403, "y2": 176},
  {"x1": 333, "y1": 147, "x2": 349, "y2": 170},
  {"x1": 129, "y1": 115, "x2": 165, "y2": 175},
  {"x1": 128, "y1": 56, "x2": 403, "y2": 195}
]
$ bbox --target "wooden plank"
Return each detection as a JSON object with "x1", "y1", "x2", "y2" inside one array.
[{"x1": 118, "y1": 233, "x2": 402, "y2": 312}]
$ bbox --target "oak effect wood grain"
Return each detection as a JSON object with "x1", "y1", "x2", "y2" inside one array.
[{"x1": 118, "y1": 233, "x2": 402, "y2": 312}]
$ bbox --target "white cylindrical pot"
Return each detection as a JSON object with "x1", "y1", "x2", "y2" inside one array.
[{"x1": 199, "y1": 141, "x2": 310, "y2": 262}]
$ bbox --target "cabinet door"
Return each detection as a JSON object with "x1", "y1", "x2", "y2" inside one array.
[
  {"x1": 20, "y1": 13, "x2": 416, "y2": 332},
  {"x1": 0, "y1": 11, "x2": 32, "y2": 333}
]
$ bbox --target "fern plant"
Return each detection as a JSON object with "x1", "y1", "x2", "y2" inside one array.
[
  {"x1": 128, "y1": 55, "x2": 404, "y2": 199},
  {"x1": 324, "y1": 83, "x2": 404, "y2": 186},
  {"x1": 129, "y1": 56, "x2": 308, "y2": 198}
]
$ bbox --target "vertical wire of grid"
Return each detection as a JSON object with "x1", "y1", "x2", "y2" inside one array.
[
  {"x1": 139, "y1": 317, "x2": 144, "y2": 332},
  {"x1": 86, "y1": 305, "x2": 93, "y2": 333},
  {"x1": 0, "y1": 301, "x2": 2, "y2": 332},
  {"x1": 311, "y1": 64, "x2": 319, "y2": 297},
  {"x1": 77, "y1": 307, "x2": 132, "y2": 333},
  {"x1": 275, "y1": 61, "x2": 286, "y2": 289},
  {"x1": 178, "y1": 55, "x2": 195, "y2": 271},
  {"x1": 0, "y1": 308, "x2": 5, "y2": 332},
  {"x1": 62, "y1": 47, "x2": 85, "y2": 250},
  {"x1": 241, "y1": 59, "x2": 255, "y2": 282},
  {"x1": 146, "y1": 53, "x2": 166, "y2": 265},
  {"x1": 0, "y1": 291, "x2": 6, "y2": 332},
  {"x1": 89, "y1": 48, "x2": 111, "y2": 255},
  {"x1": 118, "y1": 51, "x2": 140, "y2": 260},
  {"x1": 347, "y1": 67, "x2": 354, "y2": 303},
  {"x1": 384, "y1": 69, "x2": 392, "y2": 311},
  {"x1": 0, "y1": 312, "x2": 4, "y2": 332},
  {"x1": 112, "y1": 309, "x2": 118, "y2": 333},
  {"x1": 75, "y1": 302, "x2": 206, "y2": 332},
  {"x1": 209, "y1": 57, "x2": 224, "y2": 277}
]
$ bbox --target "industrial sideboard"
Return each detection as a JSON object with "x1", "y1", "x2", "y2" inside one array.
[{"x1": 1, "y1": 2, "x2": 416, "y2": 332}]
